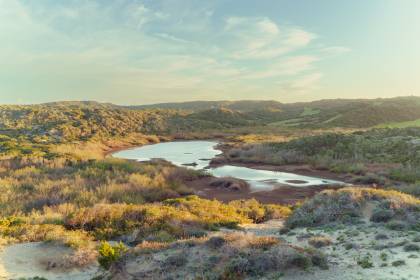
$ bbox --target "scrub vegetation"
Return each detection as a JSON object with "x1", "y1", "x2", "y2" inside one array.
[
  {"x1": 1, "y1": 98, "x2": 420, "y2": 279},
  {"x1": 226, "y1": 127, "x2": 420, "y2": 197}
]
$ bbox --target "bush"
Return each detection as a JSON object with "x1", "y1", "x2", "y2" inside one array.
[
  {"x1": 308, "y1": 236, "x2": 333, "y2": 248},
  {"x1": 164, "y1": 252, "x2": 188, "y2": 268},
  {"x1": 392, "y1": 260, "x2": 406, "y2": 267},
  {"x1": 290, "y1": 254, "x2": 312, "y2": 270},
  {"x1": 206, "y1": 236, "x2": 226, "y2": 249},
  {"x1": 403, "y1": 243, "x2": 420, "y2": 252},
  {"x1": 386, "y1": 221, "x2": 407, "y2": 231},
  {"x1": 286, "y1": 187, "x2": 420, "y2": 229},
  {"x1": 311, "y1": 253, "x2": 329, "y2": 270},
  {"x1": 356, "y1": 253, "x2": 373, "y2": 269},
  {"x1": 98, "y1": 241, "x2": 128, "y2": 269},
  {"x1": 370, "y1": 209, "x2": 394, "y2": 223},
  {"x1": 248, "y1": 236, "x2": 280, "y2": 250},
  {"x1": 375, "y1": 233, "x2": 389, "y2": 240},
  {"x1": 223, "y1": 257, "x2": 249, "y2": 279},
  {"x1": 351, "y1": 174, "x2": 386, "y2": 185}
]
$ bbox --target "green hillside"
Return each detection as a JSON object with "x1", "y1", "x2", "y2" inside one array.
[{"x1": 130, "y1": 96, "x2": 420, "y2": 129}]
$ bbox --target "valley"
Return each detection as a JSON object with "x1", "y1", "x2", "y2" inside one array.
[{"x1": 0, "y1": 98, "x2": 420, "y2": 279}]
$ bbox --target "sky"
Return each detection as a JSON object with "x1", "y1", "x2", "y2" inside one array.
[{"x1": 1, "y1": 0, "x2": 420, "y2": 105}]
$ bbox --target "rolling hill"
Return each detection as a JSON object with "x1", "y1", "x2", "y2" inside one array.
[
  {"x1": 2, "y1": 97, "x2": 420, "y2": 144},
  {"x1": 131, "y1": 96, "x2": 420, "y2": 129}
]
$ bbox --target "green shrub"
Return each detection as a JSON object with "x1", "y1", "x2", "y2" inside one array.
[
  {"x1": 356, "y1": 253, "x2": 373, "y2": 269},
  {"x1": 98, "y1": 241, "x2": 128, "y2": 269},
  {"x1": 370, "y1": 209, "x2": 394, "y2": 223},
  {"x1": 391, "y1": 260, "x2": 406, "y2": 267},
  {"x1": 403, "y1": 243, "x2": 420, "y2": 252},
  {"x1": 386, "y1": 220, "x2": 407, "y2": 231},
  {"x1": 290, "y1": 254, "x2": 312, "y2": 270}
]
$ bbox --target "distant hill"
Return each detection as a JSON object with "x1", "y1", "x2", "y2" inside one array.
[
  {"x1": 129, "y1": 100, "x2": 285, "y2": 112},
  {"x1": 2, "y1": 97, "x2": 420, "y2": 143},
  {"x1": 131, "y1": 96, "x2": 420, "y2": 128}
]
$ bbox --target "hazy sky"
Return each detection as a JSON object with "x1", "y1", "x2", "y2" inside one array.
[{"x1": 1, "y1": 0, "x2": 420, "y2": 105}]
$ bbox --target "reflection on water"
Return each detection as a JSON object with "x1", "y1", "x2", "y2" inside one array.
[{"x1": 113, "y1": 141, "x2": 343, "y2": 191}]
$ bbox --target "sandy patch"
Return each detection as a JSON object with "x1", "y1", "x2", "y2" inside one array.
[
  {"x1": 240, "y1": 220, "x2": 420, "y2": 280},
  {"x1": 0, "y1": 242, "x2": 98, "y2": 280}
]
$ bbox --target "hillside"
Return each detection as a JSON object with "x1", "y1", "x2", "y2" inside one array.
[
  {"x1": 2, "y1": 97, "x2": 420, "y2": 144},
  {"x1": 1, "y1": 99, "x2": 420, "y2": 279},
  {"x1": 129, "y1": 100, "x2": 285, "y2": 112},
  {"x1": 2, "y1": 96, "x2": 420, "y2": 161},
  {"x1": 133, "y1": 96, "x2": 420, "y2": 129}
]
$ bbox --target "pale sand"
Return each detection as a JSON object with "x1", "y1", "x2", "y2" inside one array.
[
  {"x1": 0, "y1": 242, "x2": 98, "y2": 280},
  {"x1": 238, "y1": 220, "x2": 420, "y2": 280}
]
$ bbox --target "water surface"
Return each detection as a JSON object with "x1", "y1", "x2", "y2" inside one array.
[{"x1": 114, "y1": 141, "x2": 343, "y2": 191}]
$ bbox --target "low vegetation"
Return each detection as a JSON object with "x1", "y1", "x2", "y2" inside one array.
[
  {"x1": 2, "y1": 99, "x2": 420, "y2": 278},
  {"x1": 101, "y1": 232, "x2": 327, "y2": 279},
  {"x1": 285, "y1": 187, "x2": 420, "y2": 229},
  {"x1": 226, "y1": 127, "x2": 420, "y2": 196}
]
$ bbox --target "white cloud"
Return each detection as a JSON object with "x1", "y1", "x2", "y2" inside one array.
[
  {"x1": 222, "y1": 17, "x2": 315, "y2": 60},
  {"x1": 291, "y1": 73, "x2": 324, "y2": 90},
  {"x1": 0, "y1": 1, "x2": 348, "y2": 103}
]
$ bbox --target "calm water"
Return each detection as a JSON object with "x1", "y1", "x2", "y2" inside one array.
[{"x1": 113, "y1": 141, "x2": 343, "y2": 191}]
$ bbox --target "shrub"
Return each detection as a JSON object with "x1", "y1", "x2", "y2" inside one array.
[
  {"x1": 391, "y1": 260, "x2": 406, "y2": 267},
  {"x1": 164, "y1": 252, "x2": 188, "y2": 268},
  {"x1": 351, "y1": 174, "x2": 386, "y2": 185},
  {"x1": 386, "y1": 221, "x2": 407, "y2": 231},
  {"x1": 370, "y1": 208, "x2": 394, "y2": 223},
  {"x1": 290, "y1": 254, "x2": 312, "y2": 270},
  {"x1": 308, "y1": 236, "x2": 333, "y2": 248},
  {"x1": 375, "y1": 233, "x2": 389, "y2": 240},
  {"x1": 356, "y1": 253, "x2": 373, "y2": 269},
  {"x1": 380, "y1": 252, "x2": 388, "y2": 262},
  {"x1": 403, "y1": 243, "x2": 420, "y2": 252},
  {"x1": 344, "y1": 242, "x2": 357, "y2": 250},
  {"x1": 286, "y1": 187, "x2": 420, "y2": 229},
  {"x1": 248, "y1": 236, "x2": 280, "y2": 250},
  {"x1": 98, "y1": 241, "x2": 128, "y2": 269},
  {"x1": 222, "y1": 257, "x2": 249, "y2": 279},
  {"x1": 206, "y1": 236, "x2": 226, "y2": 249},
  {"x1": 311, "y1": 253, "x2": 329, "y2": 270}
]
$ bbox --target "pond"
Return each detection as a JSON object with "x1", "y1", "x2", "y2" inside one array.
[{"x1": 113, "y1": 141, "x2": 343, "y2": 191}]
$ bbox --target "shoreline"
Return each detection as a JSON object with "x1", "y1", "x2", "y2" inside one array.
[
  {"x1": 108, "y1": 138, "x2": 351, "y2": 204},
  {"x1": 185, "y1": 175, "x2": 343, "y2": 204}
]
